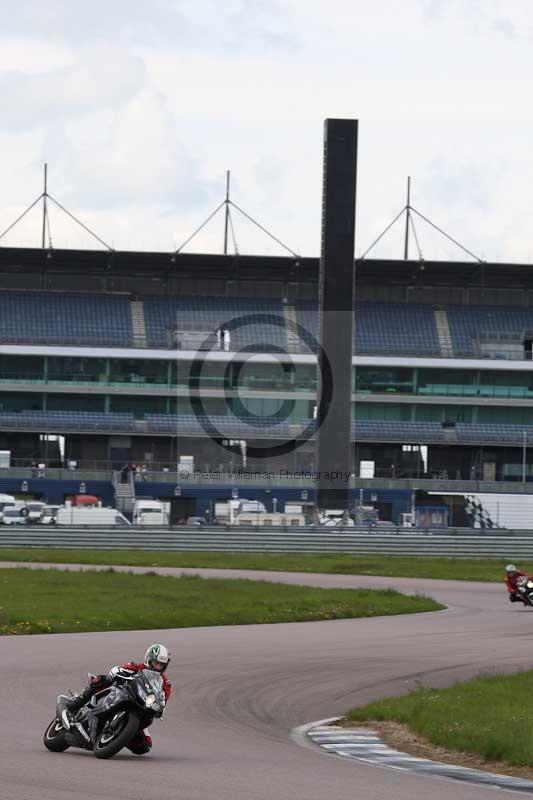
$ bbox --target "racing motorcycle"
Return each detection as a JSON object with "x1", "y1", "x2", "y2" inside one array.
[
  {"x1": 514, "y1": 575, "x2": 533, "y2": 607},
  {"x1": 43, "y1": 668, "x2": 166, "y2": 759}
]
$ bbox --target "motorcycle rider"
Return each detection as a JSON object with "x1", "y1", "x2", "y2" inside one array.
[
  {"x1": 505, "y1": 564, "x2": 528, "y2": 603},
  {"x1": 64, "y1": 643, "x2": 171, "y2": 754}
]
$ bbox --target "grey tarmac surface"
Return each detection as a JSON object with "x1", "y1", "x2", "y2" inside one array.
[{"x1": 1, "y1": 561, "x2": 532, "y2": 800}]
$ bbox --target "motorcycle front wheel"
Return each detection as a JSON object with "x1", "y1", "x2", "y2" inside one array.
[
  {"x1": 43, "y1": 718, "x2": 70, "y2": 752},
  {"x1": 93, "y1": 712, "x2": 139, "y2": 759}
]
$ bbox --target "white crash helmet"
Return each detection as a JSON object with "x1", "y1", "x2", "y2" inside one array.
[
  {"x1": 506, "y1": 564, "x2": 518, "y2": 573},
  {"x1": 144, "y1": 643, "x2": 171, "y2": 673}
]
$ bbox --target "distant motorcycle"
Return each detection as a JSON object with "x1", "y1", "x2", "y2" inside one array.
[
  {"x1": 514, "y1": 575, "x2": 533, "y2": 608},
  {"x1": 43, "y1": 668, "x2": 166, "y2": 759}
]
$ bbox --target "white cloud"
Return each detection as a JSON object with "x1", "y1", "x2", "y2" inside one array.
[
  {"x1": 0, "y1": 46, "x2": 146, "y2": 131},
  {"x1": 0, "y1": 0, "x2": 532, "y2": 260}
]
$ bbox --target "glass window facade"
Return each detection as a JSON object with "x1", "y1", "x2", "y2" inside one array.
[
  {"x1": 48, "y1": 356, "x2": 106, "y2": 383},
  {"x1": 354, "y1": 367, "x2": 533, "y2": 401},
  {"x1": 355, "y1": 367, "x2": 413, "y2": 394},
  {"x1": 109, "y1": 359, "x2": 169, "y2": 386},
  {"x1": 415, "y1": 404, "x2": 473, "y2": 422},
  {"x1": 4, "y1": 359, "x2": 533, "y2": 428},
  {"x1": 228, "y1": 397, "x2": 309, "y2": 421},
  {"x1": 176, "y1": 360, "x2": 316, "y2": 392},
  {"x1": 0, "y1": 392, "x2": 43, "y2": 411},
  {"x1": 417, "y1": 368, "x2": 477, "y2": 397},
  {"x1": 478, "y1": 406, "x2": 533, "y2": 425},
  {"x1": 0, "y1": 355, "x2": 43, "y2": 382},
  {"x1": 479, "y1": 370, "x2": 533, "y2": 399},
  {"x1": 353, "y1": 403, "x2": 412, "y2": 421}
]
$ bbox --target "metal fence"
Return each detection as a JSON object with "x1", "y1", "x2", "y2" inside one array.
[
  {"x1": 6, "y1": 466, "x2": 533, "y2": 496},
  {"x1": 3, "y1": 527, "x2": 533, "y2": 557}
]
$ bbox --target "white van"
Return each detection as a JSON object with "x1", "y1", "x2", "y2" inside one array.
[
  {"x1": 40, "y1": 505, "x2": 61, "y2": 525},
  {"x1": 24, "y1": 501, "x2": 46, "y2": 523},
  {"x1": 0, "y1": 493, "x2": 16, "y2": 522},
  {"x1": 319, "y1": 515, "x2": 355, "y2": 527},
  {"x1": 235, "y1": 512, "x2": 305, "y2": 527},
  {"x1": 132, "y1": 500, "x2": 168, "y2": 526},
  {"x1": 56, "y1": 507, "x2": 131, "y2": 526}
]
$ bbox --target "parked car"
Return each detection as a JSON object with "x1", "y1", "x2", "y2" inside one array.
[
  {"x1": 2, "y1": 508, "x2": 27, "y2": 525},
  {"x1": 40, "y1": 505, "x2": 61, "y2": 525},
  {"x1": 186, "y1": 516, "x2": 207, "y2": 526}
]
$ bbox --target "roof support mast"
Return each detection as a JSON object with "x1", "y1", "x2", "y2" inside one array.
[
  {"x1": 176, "y1": 171, "x2": 298, "y2": 256},
  {"x1": 41, "y1": 163, "x2": 48, "y2": 249},
  {"x1": 403, "y1": 175, "x2": 411, "y2": 260},
  {"x1": 223, "y1": 170, "x2": 230, "y2": 255},
  {"x1": 0, "y1": 162, "x2": 112, "y2": 250},
  {"x1": 361, "y1": 174, "x2": 483, "y2": 263}
]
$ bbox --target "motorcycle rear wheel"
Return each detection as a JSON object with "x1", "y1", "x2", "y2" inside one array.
[
  {"x1": 43, "y1": 718, "x2": 70, "y2": 752},
  {"x1": 94, "y1": 712, "x2": 139, "y2": 759}
]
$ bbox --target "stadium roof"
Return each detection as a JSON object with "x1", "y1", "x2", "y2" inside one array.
[{"x1": 0, "y1": 246, "x2": 533, "y2": 289}]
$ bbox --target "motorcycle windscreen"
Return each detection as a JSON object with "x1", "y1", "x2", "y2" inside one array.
[{"x1": 137, "y1": 669, "x2": 165, "y2": 709}]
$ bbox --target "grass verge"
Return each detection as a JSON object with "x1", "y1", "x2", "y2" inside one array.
[
  {"x1": 0, "y1": 548, "x2": 522, "y2": 581},
  {"x1": 345, "y1": 670, "x2": 533, "y2": 767},
  {"x1": 0, "y1": 567, "x2": 442, "y2": 635}
]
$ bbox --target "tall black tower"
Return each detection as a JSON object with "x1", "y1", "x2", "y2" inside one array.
[{"x1": 315, "y1": 118, "x2": 358, "y2": 511}]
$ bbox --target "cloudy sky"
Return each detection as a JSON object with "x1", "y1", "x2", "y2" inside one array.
[{"x1": 0, "y1": 0, "x2": 532, "y2": 261}]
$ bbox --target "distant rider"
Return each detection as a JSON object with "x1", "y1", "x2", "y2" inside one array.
[
  {"x1": 65, "y1": 643, "x2": 171, "y2": 754},
  {"x1": 505, "y1": 564, "x2": 528, "y2": 603}
]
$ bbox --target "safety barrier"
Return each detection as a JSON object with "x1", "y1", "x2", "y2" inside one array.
[{"x1": 2, "y1": 527, "x2": 533, "y2": 556}]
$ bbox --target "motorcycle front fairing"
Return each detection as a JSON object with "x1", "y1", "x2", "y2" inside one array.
[
  {"x1": 132, "y1": 669, "x2": 166, "y2": 717},
  {"x1": 83, "y1": 669, "x2": 165, "y2": 741},
  {"x1": 54, "y1": 668, "x2": 166, "y2": 751},
  {"x1": 515, "y1": 575, "x2": 533, "y2": 605}
]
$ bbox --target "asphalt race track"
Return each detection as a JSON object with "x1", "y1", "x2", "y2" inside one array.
[{"x1": 2, "y1": 563, "x2": 533, "y2": 800}]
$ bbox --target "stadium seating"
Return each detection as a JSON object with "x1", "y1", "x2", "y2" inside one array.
[
  {"x1": 447, "y1": 307, "x2": 533, "y2": 356},
  {"x1": 0, "y1": 410, "x2": 135, "y2": 431},
  {"x1": 2, "y1": 408, "x2": 533, "y2": 447},
  {"x1": 353, "y1": 421, "x2": 533, "y2": 445},
  {"x1": 0, "y1": 410, "x2": 300, "y2": 437},
  {"x1": 2, "y1": 289, "x2": 533, "y2": 359},
  {"x1": 455, "y1": 423, "x2": 533, "y2": 445},
  {"x1": 294, "y1": 301, "x2": 441, "y2": 355},
  {"x1": 146, "y1": 413, "x2": 295, "y2": 438},
  {"x1": 352, "y1": 420, "x2": 445, "y2": 441},
  {"x1": 3, "y1": 289, "x2": 532, "y2": 358},
  {"x1": 0, "y1": 291, "x2": 132, "y2": 347},
  {"x1": 143, "y1": 296, "x2": 288, "y2": 350},
  {"x1": 356, "y1": 303, "x2": 440, "y2": 355}
]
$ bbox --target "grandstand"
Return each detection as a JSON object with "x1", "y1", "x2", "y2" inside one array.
[{"x1": 2, "y1": 247, "x2": 533, "y2": 522}]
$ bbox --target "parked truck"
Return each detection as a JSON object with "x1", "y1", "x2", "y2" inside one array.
[
  {"x1": 132, "y1": 500, "x2": 168, "y2": 526},
  {"x1": 215, "y1": 499, "x2": 267, "y2": 524}
]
